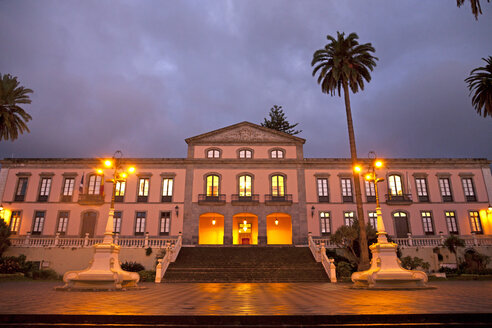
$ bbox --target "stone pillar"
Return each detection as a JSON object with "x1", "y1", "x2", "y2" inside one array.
[
  {"x1": 84, "y1": 233, "x2": 89, "y2": 247},
  {"x1": 407, "y1": 233, "x2": 413, "y2": 247},
  {"x1": 223, "y1": 214, "x2": 232, "y2": 245},
  {"x1": 54, "y1": 233, "x2": 60, "y2": 246}
]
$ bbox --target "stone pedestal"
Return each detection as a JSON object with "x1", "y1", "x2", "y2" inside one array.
[
  {"x1": 58, "y1": 242, "x2": 140, "y2": 291},
  {"x1": 351, "y1": 236, "x2": 428, "y2": 289}
]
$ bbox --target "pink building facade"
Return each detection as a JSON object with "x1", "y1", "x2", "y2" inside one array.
[{"x1": 1, "y1": 122, "x2": 491, "y2": 247}]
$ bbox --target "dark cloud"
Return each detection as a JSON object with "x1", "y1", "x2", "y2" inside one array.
[{"x1": 0, "y1": 0, "x2": 491, "y2": 160}]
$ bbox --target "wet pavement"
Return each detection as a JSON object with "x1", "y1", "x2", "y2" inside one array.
[{"x1": 0, "y1": 281, "x2": 491, "y2": 315}]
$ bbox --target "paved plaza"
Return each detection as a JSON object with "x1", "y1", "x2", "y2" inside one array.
[{"x1": 0, "y1": 280, "x2": 491, "y2": 316}]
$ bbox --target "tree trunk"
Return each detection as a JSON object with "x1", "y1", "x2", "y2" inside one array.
[{"x1": 342, "y1": 82, "x2": 370, "y2": 271}]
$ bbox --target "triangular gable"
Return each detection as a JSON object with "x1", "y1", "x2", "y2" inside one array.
[{"x1": 185, "y1": 121, "x2": 305, "y2": 144}]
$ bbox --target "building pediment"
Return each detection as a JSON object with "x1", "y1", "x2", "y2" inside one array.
[{"x1": 185, "y1": 121, "x2": 305, "y2": 145}]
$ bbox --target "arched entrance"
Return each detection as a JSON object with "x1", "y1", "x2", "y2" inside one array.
[
  {"x1": 80, "y1": 211, "x2": 97, "y2": 237},
  {"x1": 199, "y1": 213, "x2": 224, "y2": 245},
  {"x1": 266, "y1": 213, "x2": 292, "y2": 245},
  {"x1": 232, "y1": 213, "x2": 258, "y2": 245}
]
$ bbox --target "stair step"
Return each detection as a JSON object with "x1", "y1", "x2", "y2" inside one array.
[{"x1": 163, "y1": 246, "x2": 330, "y2": 283}]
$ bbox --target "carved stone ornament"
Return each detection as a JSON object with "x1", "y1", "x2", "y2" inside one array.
[{"x1": 203, "y1": 126, "x2": 289, "y2": 143}]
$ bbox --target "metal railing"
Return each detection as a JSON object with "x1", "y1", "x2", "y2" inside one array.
[
  {"x1": 231, "y1": 194, "x2": 259, "y2": 203},
  {"x1": 264, "y1": 194, "x2": 293, "y2": 204},
  {"x1": 198, "y1": 194, "x2": 226, "y2": 204},
  {"x1": 385, "y1": 193, "x2": 413, "y2": 204}
]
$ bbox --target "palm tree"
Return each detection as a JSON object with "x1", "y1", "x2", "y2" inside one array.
[
  {"x1": 0, "y1": 73, "x2": 33, "y2": 141},
  {"x1": 457, "y1": 0, "x2": 490, "y2": 20},
  {"x1": 465, "y1": 56, "x2": 492, "y2": 118},
  {"x1": 311, "y1": 32, "x2": 378, "y2": 270}
]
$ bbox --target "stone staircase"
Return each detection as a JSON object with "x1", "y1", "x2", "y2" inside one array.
[{"x1": 163, "y1": 246, "x2": 330, "y2": 282}]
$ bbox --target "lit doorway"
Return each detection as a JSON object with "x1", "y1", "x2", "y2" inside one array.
[
  {"x1": 233, "y1": 213, "x2": 258, "y2": 245},
  {"x1": 199, "y1": 213, "x2": 224, "y2": 245},
  {"x1": 266, "y1": 213, "x2": 292, "y2": 244}
]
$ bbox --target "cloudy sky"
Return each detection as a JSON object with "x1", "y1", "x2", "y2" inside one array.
[{"x1": 0, "y1": 0, "x2": 491, "y2": 161}]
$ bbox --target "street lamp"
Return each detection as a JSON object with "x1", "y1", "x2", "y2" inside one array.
[
  {"x1": 101, "y1": 150, "x2": 136, "y2": 244},
  {"x1": 351, "y1": 151, "x2": 428, "y2": 289},
  {"x1": 59, "y1": 150, "x2": 140, "y2": 290},
  {"x1": 364, "y1": 151, "x2": 387, "y2": 241}
]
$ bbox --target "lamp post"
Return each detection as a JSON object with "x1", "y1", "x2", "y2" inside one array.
[
  {"x1": 101, "y1": 150, "x2": 135, "y2": 245},
  {"x1": 364, "y1": 151, "x2": 387, "y2": 243},
  {"x1": 59, "y1": 150, "x2": 140, "y2": 290},
  {"x1": 351, "y1": 151, "x2": 428, "y2": 289}
]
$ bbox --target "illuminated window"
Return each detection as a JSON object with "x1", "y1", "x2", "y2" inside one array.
[
  {"x1": 270, "y1": 149, "x2": 284, "y2": 159},
  {"x1": 38, "y1": 177, "x2": 52, "y2": 202},
  {"x1": 344, "y1": 211, "x2": 355, "y2": 226},
  {"x1": 207, "y1": 149, "x2": 221, "y2": 158},
  {"x1": 162, "y1": 178, "x2": 173, "y2": 202},
  {"x1": 445, "y1": 211, "x2": 459, "y2": 234},
  {"x1": 461, "y1": 178, "x2": 476, "y2": 202},
  {"x1": 340, "y1": 178, "x2": 353, "y2": 202},
  {"x1": 388, "y1": 175, "x2": 403, "y2": 196},
  {"x1": 9, "y1": 211, "x2": 21, "y2": 234},
  {"x1": 368, "y1": 211, "x2": 377, "y2": 229},
  {"x1": 135, "y1": 212, "x2": 146, "y2": 235},
  {"x1": 206, "y1": 175, "x2": 220, "y2": 197},
  {"x1": 239, "y1": 175, "x2": 252, "y2": 197},
  {"x1": 160, "y1": 212, "x2": 171, "y2": 235},
  {"x1": 138, "y1": 178, "x2": 149, "y2": 202},
  {"x1": 317, "y1": 178, "x2": 329, "y2": 202},
  {"x1": 62, "y1": 178, "x2": 75, "y2": 196},
  {"x1": 15, "y1": 177, "x2": 28, "y2": 201},
  {"x1": 320, "y1": 211, "x2": 331, "y2": 235},
  {"x1": 469, "y1": 211, "x2": 483, "y2": 234},
  {"x1": 32, "y1": 211, "x2": 45, "y2": 235},
  {"x1": 239, "y1": 149, "x2": 253, "y2": 159},
  {"x1": 439, "y1": 178, "x2": 453, "y2": 202},
  {"x1": 415, "y1": 178, "x2": 429, "y2": 202},
  {"x1": 115, "y1": 181, "x2": 125, "y2": 202},
  {"x1": 57, "y1": 211, "x2": 69, "y2": 235},
  {"x1": 421, "y1": 211, "x2": 434, "y2": 235},
  {"x1": 88, "y1": 175, "x2": 102, "y2": 195},
  {"x1": 365, "y1": 180, "x2": 376, "y2": 202},
  {"x1": 271, "y1": 175, "x2": 285, "y2": 196},
  {"x1": 113, "y1": 211, "x2": 122, "y2": 234}
]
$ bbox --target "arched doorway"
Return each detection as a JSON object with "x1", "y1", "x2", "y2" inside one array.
[
  {"x1": 266, "y1": 213, "x2": 292, "y2": 244},
  {"x1": 80, "y1": 211, "x2": 97, "y2": 237},
  {"x1": 199, "y1": 213, "x2": 224, "y2": 245},
  {"x1": 233, "y1": 213, "x2": 258, "y2": 245},
  {"x1": 393, "y1": 211, "x2": 410, "y2": 238}
]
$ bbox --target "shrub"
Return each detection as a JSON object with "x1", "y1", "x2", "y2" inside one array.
[
  {"x1": 145, "y1": 247, "x2": 153, "y2": 256},
  {"x1": 0, "y1": 220, "x2": 11, "y2": 257},
  {"x1": 0, "y1": 255, "x2": 35, "y2": 274},
  {"x1": 29, "y1": 269, "x2": 60, "y2": 280},
  {"x1": 401, "y1": 256, "x2": 430, "y2": 271},
  {"x1": 121, "y1": 261, "x2": 145, "y2": 272},
  {"x1": 138, "y1": 270, "x2": 156, "y2": 282},
  {"x1": 336, "y1": 261, "x2": 354, "y2": 278}
]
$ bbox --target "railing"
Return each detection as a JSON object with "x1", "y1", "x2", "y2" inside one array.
[
  {"x1": 311, "y1": 237, "x2": 338, "y2": 249},
  {"x1": 198, "y1": 194, "x2": 226, "y2": 204},
  {"x1": 9, "y1": 233, "x2": 179, "y2": 248},
  {"x1": 231, "y1": 194, "x2": 259, "y2": 204},
  {"x1": 155, "y1": 233, "x2": 182, "y2": 283},
  {"x1": 264, "y1": 194, "x2": 293, "y2": 204},
  {"x1": 385, "y1": 193, "x2": 412, "y2": 204},
  {"x1": 78, "y1": 194, "x2": 105, "y2": 205},
  {"x1": 308, "y1": 233, "x2": 337, "y2": 283}
]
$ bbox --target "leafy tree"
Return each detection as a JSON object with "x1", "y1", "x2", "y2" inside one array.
[
  {"x1": 312, "y1": 32, "x2": 378, "y2": 270},
  {"x1": 444, "y1": 235, "x2": 466, "y2": 266},
  {"x1": 457, "y1": 0, "x2": 490, "y2": 20},
  {"x1": 261, "y1": 105, "x2": 302, "y2": 135},
  {"x1": 465, "y1": 56, "x2": 492, "y2": 118},
  {"x1": 330, "y1": 220, "x2": 377, "y2": 266},
  {"x1": 0, "y1": 73, "x2": 33, "y2": 141},
  {"x1": 0, "y1": 219, "x2": 11, "y2": 257}
]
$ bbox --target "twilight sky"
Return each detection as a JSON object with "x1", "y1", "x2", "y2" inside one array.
[{"x1": 0, "y1": 0, "x2": 491, "y2": 161}]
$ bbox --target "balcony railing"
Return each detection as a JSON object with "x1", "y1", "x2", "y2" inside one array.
[
  {"x1": 418, "y1": 195, "x2": 429, "y2": 202},
  {"x1": 231, "y1": 194, "x2": 259, "y2": 204},
  {"x1": 265, "y1": 194, "x2": 293, "y2": 205},
  {"x1": 161, "y1": 195, "x2": 173, "y2": 203},
  {"x1": 198, "y1": 194, "x2": 226, "y2": 204},
  {"x1": 366, "y1": 196, "x2": 376, "y2": 203},
  {"x1": 14, "y1": 194, "x2": 25, "y2": 202},
  {"x1": 9, "y1": 234, "x2": 179, "y2": 249},
  {"x1": 342, "y1": 195, "x2": 353, "y2": 203},
  {"x1": 466, "y1": 195, "x2": 477, "y2": 202},
  {"x1": 385, "y1": 193, "x2": 412, "y2": 205},
  {"x1": 78, "y1": 194, "x2": 105, "y2": 205},
  {"x1": 318, "y1": 195, "x2": 329, "y2": 203},
  {"x1": 59, "y1": 195, "x2": 72, "y2": 203}
]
